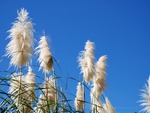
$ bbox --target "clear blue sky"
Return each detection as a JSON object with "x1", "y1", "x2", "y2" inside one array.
[{"x1": 0, "y1": 0, "x2": 150, "y2": 113}]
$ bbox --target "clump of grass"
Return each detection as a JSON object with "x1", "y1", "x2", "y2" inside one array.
[
  {"x1": 0, "y1": 8, "x2": 116, "y2": 113},
  {"x1": 76, "y1": 40, "x2": 116, "y2": 113}
]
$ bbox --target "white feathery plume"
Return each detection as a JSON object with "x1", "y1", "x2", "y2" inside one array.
[
  {"x1": 94, "y1": 55, "x2": 107, "y2": 94},
  {"x1": 36, "y1": 36, "x2": 53, "y2": 74},
  {"x1": 6, "y1": 8, "x2": 34, "y2": 68},
  {"x1": 25, "y1": 66, "x2": 35, "y2": 101},
  {"x1": 43, "y1": 76, "x2": 57, "y2": 110},
  {"x1": 140, "y1": 76, "x2": 150, "y2": 113},
  {"x1": 44, "y1": 76, "x2": 56, "y2": 102},
  {"x1": 105, "y1": 97, "x2": 116, "y2": 113},
  {"x1": 9, "y1": 73, "x2": 22, "y2": 95},
  {"x1": 91, "y1": 55, "x2": 107, "y2": 99},
  {"x1": 74, "y1": 82, "x2": 84, "y2": 111},
  {"x1": 78, "y1": 40, "x2": 95, "y2": 83},
  {"x1": 9, "y1": 73, "x2": 27, "y2": 111},
  {"x1": 91, "y1": 55, "x2": 107, "y2": 112},
  {"x1": 24, "y1": 66, "x2": 35, "y2": 111}
]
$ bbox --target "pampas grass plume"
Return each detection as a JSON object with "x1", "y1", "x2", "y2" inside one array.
[
  {"x1": 78, "y1": 40, "x2": 95, "y2": 83},
  {"x1": 25, "y1": 66, "x2": 35, "y2": 102},
  {"x1": 36, "y1": 36, "x2": 53, "y2": 74},
  {"x1": 140, "y1": 76, "x2": 150, "y2": 113},
  {"x1": 44, "y1": 76, "x2": 57, "y2": 102},
  {"x1": 6, "y1": 8, "x2": 34, "y2": 68},
  {"x1": 90, "y1": 55, "x2": 107, "y2": 113},
  {"x1": 74, "y1": 82, "x2": 84, "y2": 111},
  {"x1": 43, "y1": 76, "x2": 57, "y2": 110},
  {"x1": 94, "y1": 55, "x2": 107, "y2": 97},
  {"x1": 9, "y1": 73, "x2": 21, "y2": 94},
  {"x1": 9, "y1": 73, "x2": 27, "y2": 111}
]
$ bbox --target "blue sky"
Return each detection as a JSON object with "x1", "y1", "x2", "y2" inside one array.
[{"x1": 0, "y1": 0, "x2": 150, "y2": 113}]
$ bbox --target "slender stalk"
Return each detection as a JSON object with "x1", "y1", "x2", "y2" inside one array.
[
  {"x1": 92, "y1": 96, "x2": 94, "y2": 113},
  {"x1": 82, "y1": 80, "x2": 85, "y2": 113},
  {"x1": 60, "y1": 87, "x2": 64, "y2": 113},
  {"x1": 18, "y1": 66, "x2": 22, "y2": 112},
  {"x1": 52, "y1": 68, "x2": 58, "y2": 112}
]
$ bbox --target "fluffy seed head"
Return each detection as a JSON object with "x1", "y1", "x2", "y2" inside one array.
[
  {"x1": 140, "y1": 76, "x2": 150, "y2": 113},
  {"x1": 25, "y1": 66, "x2": 35, "y2": 102},
  {"x1": 6, "y1": 8, "x2": 34, "y2": 68},
  {"x1": 43, "y1": 76, "x2": 57, "y2": 110},
  {"x1": 94, "y1": 55, "x2": 107, "y2": 97},
  {"x1": 9, "y1": 73, "x2": 25, "y2": 96},
  {"x1": 90, "y1": 55, "x2": 107, "y2": 112},
  {"x1": 74, "y1": 82, "x2": 84, "y2": 111},
  {"x1": 78, "y1": 40, "x2": 95, "y2": 83},
  {"x1": 36, "y1": 36, "x2": 53, "y2": 74},
  {"x1": 9, "y1": 73, "x2": 27, "y2": 111},
  {"x1": 44, "y1": 76, "x2": 57, "y2": 102}
]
